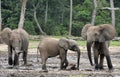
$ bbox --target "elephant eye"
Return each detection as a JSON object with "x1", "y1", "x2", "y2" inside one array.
[
  {"x1": 71, "y1": 45, "x2": 76, "y2": 50},
  {"x1": 94, "y1": 32, "x2": 99, "y2": 36}
]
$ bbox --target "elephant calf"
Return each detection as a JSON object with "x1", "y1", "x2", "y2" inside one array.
[
  {"x1": 37, "y1": 38, "x2": 80, "y2": 71},
  {"x1": 0, "y1": 28, "x2": 29, "y2": 66}
]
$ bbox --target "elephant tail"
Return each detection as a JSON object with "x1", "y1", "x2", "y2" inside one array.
[{"x1": 37, "y1": 46, "x2": 39, "y2": 62}]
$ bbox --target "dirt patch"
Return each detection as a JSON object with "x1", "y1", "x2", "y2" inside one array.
[{"x1": 0, "y1": 43, "x2": 120, "y2": 77}]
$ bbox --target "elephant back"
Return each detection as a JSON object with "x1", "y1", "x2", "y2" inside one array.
[{"x1": 81, "y1": 24, "x2": 93, "y2": 40}]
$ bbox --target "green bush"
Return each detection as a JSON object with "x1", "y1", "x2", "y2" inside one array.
[{"x1": 24, "y1": 20, "x2": 37, "y2": 35}]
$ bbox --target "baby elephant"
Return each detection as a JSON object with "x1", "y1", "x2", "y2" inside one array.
[{"x1": 37, "y1": 38, "x2": 80, "y2": 71}]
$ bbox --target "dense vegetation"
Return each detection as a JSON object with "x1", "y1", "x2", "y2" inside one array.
[{"x1": 1, "y1": 0, "x2": 120, "y2": 36}]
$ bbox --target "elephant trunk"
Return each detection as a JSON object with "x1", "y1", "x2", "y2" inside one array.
[
  {"x1": 87, "y1": 41, "x2": 94, "y2": 66},
  {"x1": 76, "y1": 48, "x2": 80, "y2": 70}
]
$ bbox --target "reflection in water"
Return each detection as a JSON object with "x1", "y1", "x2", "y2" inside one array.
[{"x1": 69, "y1": 74, "x2": 120, "y2": 77}]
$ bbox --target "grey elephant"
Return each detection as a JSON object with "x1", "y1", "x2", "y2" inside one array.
[
  {"x1": 0, "y1": 28, "x2": 29, "y2": 66},
  {"x1": 81, "y1": 24, "x2": 116, "y2": 70},
  {"x1": 37, "y1": 38, "x2": 80, "y2": 71}
]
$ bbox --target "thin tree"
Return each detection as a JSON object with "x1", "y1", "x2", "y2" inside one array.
[
  {"x1": 91, "y1": 0, "x2": 97, "y2": 25},
  {"x1": 33, "y1": 2, "x2": 46, "y2": 35},
  {"x1": 110, "y1": 0, "x2": 115, "y2": 26},
  {"x1": 69, "y1": 0, "x2": 73, "y2": 36},
  {"x1": 45, "y1": 0, "x2": 48, "y2": 26},
  {"x1": 0, "y1": 0, "x2": 1, "y2": 31},
  {"x1": 18, "y1": 0, "x2": 27, "y2": 28},
  {"x1": 101, "y1": 0, "x2": 119, "y2": 27}
]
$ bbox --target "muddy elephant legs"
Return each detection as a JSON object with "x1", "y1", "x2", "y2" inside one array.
[
  {"x1": 93, "y1": 42, "x2": 113, "y2": 70},
  {"x1": 103, "y1": 44, "x2": 113, "y2": 70},
  {"x1": 60, "y1": 50, "x2": 68, "y2": 70},
  {"x1": 99, "y1": 54, "x2": 104, "y2": 69},
  {"x1": 41, "y1": 53, "x2": 48, "y2": 71},
  {"x1": 14, "y1": 54, "x2": 19, "y2": 66},
  {"x1": 23, "y1": 51, "x2": 27, "y2": 65},
  {"x1": 60, "y1": 57, "x2": 68, "y2": 70},
  {"x1": 8, "y1": 46, "x2": 13, "y2": 65},
  {"x1": 93, "y1": 46, "x2": 99, "y2": 70}
]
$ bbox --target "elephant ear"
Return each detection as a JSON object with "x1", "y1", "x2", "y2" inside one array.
[
  {"x1": 0, "y1": 28, "x2": 12, "y2": 45},
  {"x1": 81, "y1": 24, "x2": 93, "y2": 40},
  {"x1": 58, "y1": 38, "x2": 69, "y2": 50},
  {"x1": 99, "y1": 24, "x2": 116, "y2": 42}
]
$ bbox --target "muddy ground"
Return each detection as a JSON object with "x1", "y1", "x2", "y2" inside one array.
[{"x1": 0, "y1": 42, "x2": 120, "y2": 77}]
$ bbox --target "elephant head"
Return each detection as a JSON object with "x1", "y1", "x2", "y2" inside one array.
[
  {"x1": 9, "y1": 31, "x2": 22, "y2": 54},
  {"x1": 0, "y1": 28, "x2": 12, "y2": 45},
  {"x1": 59, "y1": 38, "x2": 80, "y2": 70},
  {"x1": 87, "y1": 24, "x2": 116, "y2": 42}
]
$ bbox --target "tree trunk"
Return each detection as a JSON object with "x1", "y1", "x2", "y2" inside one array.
[
  {"x1": 110, "y1": 0, "x2": 115, "y2": 26},
  {"x1": 91, "y1": 0, "x2": 97, "y2": 25},
  {"x1": 18, "y1": 0, "x2": 27, "y2": 28},
  {"x1": 34, "y1": 9, "x2": 46, "y2": 35},
  {"x1": 69, "y1": 0, "x2": 73, "y2": 36},
  {"x1": 0, "y1": 0, "x2": 2, "y2": 31},
  {"x1": 45, "y1": 0, "x2": 48, "y2": 26}
]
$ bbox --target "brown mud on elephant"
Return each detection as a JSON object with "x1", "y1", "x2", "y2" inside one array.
[
  {"x1": 0, "y1": 28, "x2": 29, "y2": 67},
  {"x1": 37, "y1": 38, "x2": 80, "y2": 72},
  {"x1": 81, "y1": 24, "x2": 116, "y2": 71}
]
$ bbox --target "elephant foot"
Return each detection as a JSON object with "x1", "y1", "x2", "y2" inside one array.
[
  {"x1": 60, "y1": 66, "x2": 67, "y2": 70},
  {"x1": 108, "y1": 68, "x2": 113, "y2": 73},
  {"x1": 22, "y1": 63, "x2": 33, "y2": 66},
  {"x1": 109, "y1": 67, "x2": 114, "y2": 72},
  {"x1": 95, "y1": 65, "x2": 99, "y2": 70},
  {"x1": 42, "y1": 69, "x2": 48, "y2": 72},
  {"x1": 13, "y1": 65, "x2": 19, "y2": 69},
  {"x1": 42, "y1": 65, "x2": 48, "y2": 72},
  {"x1": 99, "y1": 66, "x2": 104, "y2": 70},
  {"x1": 13, "y1": 63, "x2": 19, "y2": 66},
  {"x1": 8, "y1": 57, "x2": 13, "y2": 65},
  {"x1": 6, "y1": 65, "x2": 13, "y2": 69}
]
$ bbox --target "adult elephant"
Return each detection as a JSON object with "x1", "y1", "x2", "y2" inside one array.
[
  {"x1": 37, "y1": 38, "x2": 80, "y2": 71},
  {"x1": 81, "y1": 24, "x2": 116, "y2": 70},
  {"x1": 0, "y1": 28, "x2": 29, "y2": 66}
]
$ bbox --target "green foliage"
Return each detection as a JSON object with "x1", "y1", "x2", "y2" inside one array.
[
  {"x1": 1, "y1": 0, "x2": 120, "y2": 36},
  {"x1": 24, "y1": 20, "x2": 37, "y2": 35}
]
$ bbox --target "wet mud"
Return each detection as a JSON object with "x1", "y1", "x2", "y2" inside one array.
[{"x1": 0, "y1": 44, "x2": 120, "y2": 77}]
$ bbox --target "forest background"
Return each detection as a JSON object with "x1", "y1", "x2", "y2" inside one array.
[{"x1": 1, "y1": 0, "x2": 120, "y2": 36}]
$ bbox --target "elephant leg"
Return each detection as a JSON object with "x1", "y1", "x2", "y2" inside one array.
[
  {"x1": 63, "y1": 51, "x2": 68, "y2": 69},
  {"x1": 60, "y1": 50, "x2": 67, "y2": 70},
  {"x1": 93, "y1": 45, "x2": 99, "y2": 70},
  {"x1": 13, "y1": 54, "x2": 19, "y2": 66},
  {"x1": 23, "y1": 51, "x2": 27, "y2": 65},
  {"x1": 103, "y1": 43, "x2": 113, "y2": 70},
  {"x1": 40, "y1": 52, "x2": 48, "y2": 71},
  {"x1": 99, "y1": 54, "x2": 104, "y2": 70},
  {"x1": 8, "y1": 46, "x2": 13, "y2": 65},
  {"x1": 41, "y1": 57, "x2": 47, "y2": 71}
]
